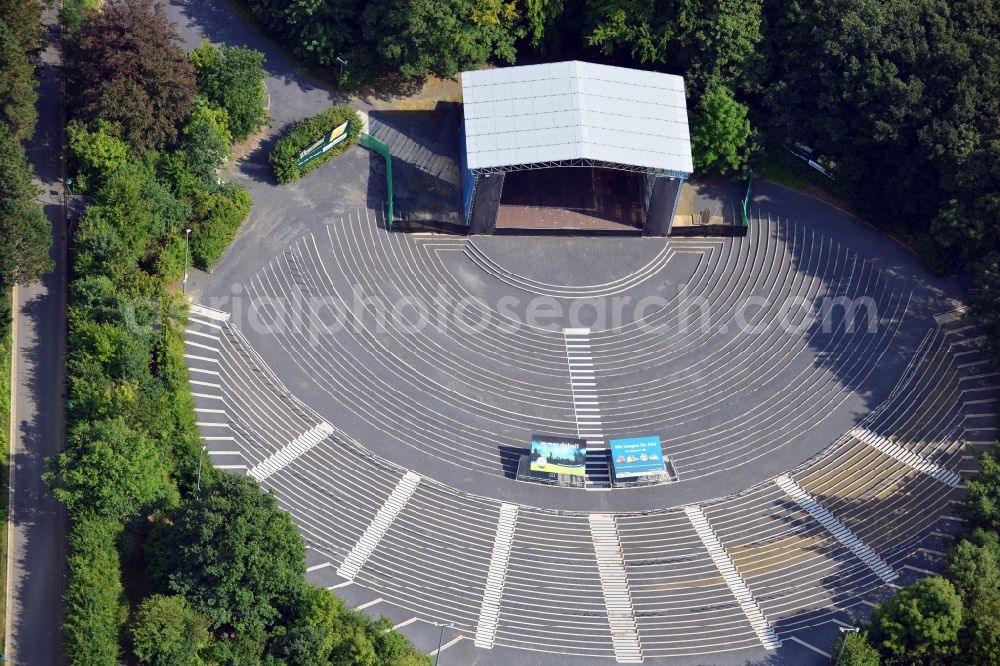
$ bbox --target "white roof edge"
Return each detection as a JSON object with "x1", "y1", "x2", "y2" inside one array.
[{"x1": 461, "y1": 61, "x2": 692, "y2": 174}]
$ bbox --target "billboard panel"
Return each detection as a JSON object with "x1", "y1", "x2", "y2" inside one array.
[
  {"x1": 530, "y1": 435, "x2": 586, "y2": 478},
  {"x1": 297, "y1": 121, "x2": 350, "y2": 167},
  {"x1": 610, "y1": 436, "x2": 665, "y2": 478}
]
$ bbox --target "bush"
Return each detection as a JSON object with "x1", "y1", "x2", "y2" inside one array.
[
  {"x1": 59, "y1": 0, "x2": 98, "y2": 37},
  {"x1": 64, "y1": 514, "x2": 126, "y2": 666},
  {"x1": 189, "y1": 40, "x2": 268, "y2": 141},
  {"x1": 183, "y1": 96, "x2": 232, "y2": 186},
  {"x1": 869, "y1": 577, "x2": 963, "y2": 663},
  {"x1": 690, "y1": 85, "x2": 754, "y2": 175},
  {"x1": 189, "y1": 183, "x2": 252, "y2": 270},
  {"x1": 830, "y1": 630, "x2": 880, "y2": 666},
  {"x1": 131, "y1": 594, "x2": 211, "y2": 665},
  {"x1": 46, "y1": 416, "x2": 167, "y2": 520},
  {"x1": 269, "y1": 105, "x2": 362, "y2": 184},
  {"x1": 66, "y1": 120, "x2": 130, "y2": 193}
]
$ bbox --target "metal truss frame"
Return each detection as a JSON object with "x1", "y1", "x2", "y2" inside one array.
[{"x1": 471, "y1": 158, "x2": 688, "y2": 180}]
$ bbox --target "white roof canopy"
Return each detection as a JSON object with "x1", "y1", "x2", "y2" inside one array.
[{"x1": 461, "y1": 61, "x2": 693, "y2": 175}]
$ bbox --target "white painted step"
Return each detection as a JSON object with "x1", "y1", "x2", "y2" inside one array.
[
  {"x1": 564, "y1": 329, "x2": 610, "y2": 488},
  {"x1": 775, "y1": 475, "x2": 898, "y2": 583},
  {"x1": 337, "y1": 471, "x2": 421, "y2": 581},
  {"x1": 684, "y1": 505, "x2": 781, "y2": 650},
  {"x1": 189, "y1": 302, "x2": 231, "y2": 322},
  {"x1": 851, "y1": 428, "x2": 962, "y2": 487},
  {"x1": 474, "y1": 503, "x2": 519, "y2": 649},
  {"x1": 588, "y1": 514, "x2": 643, "y2": 663},
  {"x1": 248, "y1": 422, "x2": 335, "y2": 482}
]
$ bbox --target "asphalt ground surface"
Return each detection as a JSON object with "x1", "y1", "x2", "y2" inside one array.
[
  {"x1": 6, "y1": 8, "x2": 68, "y2": 664},
  {"x1": 164, "y1": 1, "x2": 991, "y2": 664}
]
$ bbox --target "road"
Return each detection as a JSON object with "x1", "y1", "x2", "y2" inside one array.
[{"x1": 4, "y1": 5, "x2": 68, "y2": 664}]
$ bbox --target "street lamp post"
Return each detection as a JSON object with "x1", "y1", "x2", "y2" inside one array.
[
  {"x1": 433, "y1": 623, "x2": 451, "y2": 666},
  {"x1": 834, "y1": 626, "x2": 861, "y2": 666},
  {"x1": 182, "y1": 227, "x2": 192, "y2": 293},
  {"x1": 336, "y1": 56, "x2": 348, "y2": 79}
]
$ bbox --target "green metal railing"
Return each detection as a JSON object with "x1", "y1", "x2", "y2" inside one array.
[
  {"x1": 359, "y1": 133, "x2": 394, "y2": 229},
  {"x1": 741, "y1": 175, "x2": 753, "y2": 227}
]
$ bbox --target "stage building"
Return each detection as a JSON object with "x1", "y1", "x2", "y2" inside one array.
[{"x1": 460, "y1": 61, "x2": 693, "y2": 235}]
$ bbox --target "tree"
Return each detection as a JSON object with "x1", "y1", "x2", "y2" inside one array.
[
  {"x1": 0, "y1": 19, "x2": 37, "y2": 140},
  {"x1": 46, "y1": 417, "x2": 166, "y2": 520},
  {"x1": 66, "y1": 120, "x2": 131, "y2": 192},
  {"x1": 290, "y1": 586, "x2": 429, "y2": 666},
  {"x1": 869, "y1": 577, "x2": 963, "y2": 664},
  {"x1": 189, "y1": 41, "x2": 267, "y2": 141},
  {"x1": 962, "y1": 594, "x2": 1000, "y2": 666},
  {"x1": 361, "y1": 0, "x2": 523, "y2": 79},
  {"x1": 523, "y1": 0, "x2": 563, "y2": 49},
  {"x1": 150, "y1": 473, "x2": 306, "y2": 632},
  {"x1": 690, "y1": 85, "x2": 753, "y2": 175},
  {"x1": 183, "y1": 97, "x2": 232, "y2": 185},
  {"x1": 131, "y1": 594, "x2": 211, "y2": 666},
  {"x1": 71, "y1": 0, "x2": 197, "y2": 150},
  {"x1": 962, "y1": 447, "x2": 1000, "y2": 532},
  {"x1": 830, "y1": 630, "x2": 881, "y2": 666},
  {"x1": 947, "y1": 530, "x2": 1000, "y2": 664},
  {"x1": 584, "y1": 0, "x2": 763, "y2": 93},
  {"x1": 0, "y1": 0, "x2": 41, "y2": 51},
  {"x1": 0, "y1": 122, "x2": 51, "y2": 288},
  {"x1": 268, "y1": 626, "x2": 336, "y2": 666}
]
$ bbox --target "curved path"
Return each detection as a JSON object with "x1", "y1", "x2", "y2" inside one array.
[{"x1": 195, "y1": 206, "x2": 950, "y2": 512}]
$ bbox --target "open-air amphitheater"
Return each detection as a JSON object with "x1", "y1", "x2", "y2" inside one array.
[{"x1": 184, "y1": 203, "x2": 996, "y2": 664}]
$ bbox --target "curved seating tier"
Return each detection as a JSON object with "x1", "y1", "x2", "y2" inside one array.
[{"x1": 183, "y1": 302, "x2": 995, "y2": 661}]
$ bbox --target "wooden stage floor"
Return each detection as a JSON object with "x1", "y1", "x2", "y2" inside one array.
[{"x1": 496, "y1": 167, "x2": 644, "y2": 231}]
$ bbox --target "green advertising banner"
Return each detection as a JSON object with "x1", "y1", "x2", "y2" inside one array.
[
  {"x1": 296, "y1": 121, "x2": 350, "y2": 168},
  {"x1": 530, "y1": 435, "x2": 586, "y2": 477}
]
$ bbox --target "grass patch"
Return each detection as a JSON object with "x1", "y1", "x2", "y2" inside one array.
[
  {"x1": 0, "y1": 287, "x2": 12, "y2": 656},
  {"x1": 756, "y1": 154, "x2": 813, "y2": 191}
]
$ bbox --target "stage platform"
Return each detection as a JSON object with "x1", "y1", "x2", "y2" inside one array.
[{"x1": 496, "y1": 167, "x2": 644, "y2": 232}]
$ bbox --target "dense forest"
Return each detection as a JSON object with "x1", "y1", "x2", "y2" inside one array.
[{"x1": 245, "y1": 0, "x2": 1000, "y2": 346}]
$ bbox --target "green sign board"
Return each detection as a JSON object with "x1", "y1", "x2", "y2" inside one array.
[{"x1": 296, "y1": 121, "x2": 350, "y2": 168}]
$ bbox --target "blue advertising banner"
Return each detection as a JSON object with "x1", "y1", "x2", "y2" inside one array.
[{"x1": 610, "y1": 436, "x2": 665, "y2": 478}]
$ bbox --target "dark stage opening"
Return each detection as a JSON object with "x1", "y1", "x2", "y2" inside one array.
[{"x1": 496, "y1": 167, "x2": 644, "y2": 231}]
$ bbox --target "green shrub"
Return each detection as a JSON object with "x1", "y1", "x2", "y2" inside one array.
[
  {"x1": 155, "y1": 233, "x2": 187, "y2": 283},
  {"x1": 46, "y1": 416, "x2": 167, "y2": 520},
  {"x1": 183, "y1": 97, "x2": 232, "y2": 186},
  {"x1": 189, "y1": 40, "x2": 268, "y2": 141},
  {"x1": 154, "y1": 304, "x2": 206, "y2": 485},
  {"x1": 269, "y1": 105, "x2": 362, "y2": 184},
  {"x1": 131, "y1": 594, "x2": 211, "y2": 665},
  {"x1": 190, "y1": 183, "x2": 252, "y2": 270},
  {"x1": 64, "y1": 513, "x2": 126, "y2": 666},
  {"x1": 66, "y1": 120, "x2": 130, "y2": 194}
]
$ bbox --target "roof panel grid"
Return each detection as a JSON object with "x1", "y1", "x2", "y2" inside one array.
[{"x1": 461, "y1": 61, "x2": 692, "y2": 174}]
